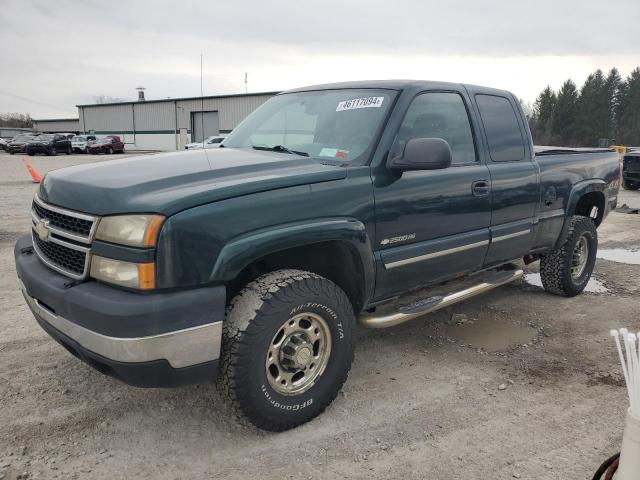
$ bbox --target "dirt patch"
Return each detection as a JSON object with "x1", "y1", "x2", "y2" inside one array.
[{"x1": 444, "y1": 316, "x2": 538, "y2": 352}]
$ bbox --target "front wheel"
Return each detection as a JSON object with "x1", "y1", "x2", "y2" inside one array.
[
  {"x1": 540, "y1": 215, "x2": 597, "y2": 297},
  {"x1": 218, "y1": 269, "x2": 355, "y2": 431},
  {"x1": 66, "y1": 146, "x2": 72, "y2": 155},
  {"x1": 623, "y1": 179, "x2": 639, "y2": 191}
]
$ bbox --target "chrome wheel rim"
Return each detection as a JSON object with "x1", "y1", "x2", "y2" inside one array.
[
  {"x1": 571, "y1": 235, "x2": 589, "y2": 279},
  {"x1": 266, "y1": 312, "x2": 332, "y2": 396}
]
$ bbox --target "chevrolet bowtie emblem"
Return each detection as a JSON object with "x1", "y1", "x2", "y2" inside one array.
[{"x1": 35, "y1": 218, "x2": 51, "y2": 242}]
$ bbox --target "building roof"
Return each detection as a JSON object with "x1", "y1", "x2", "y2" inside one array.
[
  {"x1": 76, "y1": 91, "x2": 280, "y2": 108},
  {"x1": 33, "y1": 118, "x2": 79, "y2": 122}
]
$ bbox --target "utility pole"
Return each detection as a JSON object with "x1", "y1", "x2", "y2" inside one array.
[{"x1": 244, "y1": 72, "x2": 248, "y2": 93}]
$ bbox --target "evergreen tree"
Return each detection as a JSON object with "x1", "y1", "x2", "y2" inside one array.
[
  {"x1": 576, "y1": 69, "x2": 607, "y2": 146},
  {"x1": 553, "y1": 80, "x2": 579, "y2": 145},
  {"x1": 604, "y1": 68, "x2": 622, "y2": 140},
  {"x1": 617, "y1": 68, "x2": 640, "y2": 145},
  {"x1": 532, "y1": 86, "x2": 556, "y2": 145}
]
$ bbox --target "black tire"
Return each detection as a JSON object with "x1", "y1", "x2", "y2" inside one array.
[
  {"x1": 66, "y1": 146, "x2": 72, "y2": 155},
  {"x1": 622, "y1": 179, "x2": 639, "y2": 191},
  {"x1": 9, "y1": 151, "x2": 14, "y2": 155},
  {"x1": 540, "y1": 215, "x2": 597, "y2": 297},
  {"x1": 106, "y1": 148, "x2": 112, "y2": 155},
  {"x1": 218, "y1": 269, "x2": 355, "y2": 431},
  {"x1": 85, "y1": 147, "x2": 89, "y2": 154},
  {"x1": 28, "y1": 152, "x2": 34, "y2": 156}
]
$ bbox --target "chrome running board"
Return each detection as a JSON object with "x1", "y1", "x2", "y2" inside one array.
[{"x1": 358, "y1": 268, "x2": 524, "y2": 329}]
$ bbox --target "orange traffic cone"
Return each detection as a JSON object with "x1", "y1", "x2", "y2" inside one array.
[{"x1": 22, "y1": 159, "x2": 42, "y2": 183}]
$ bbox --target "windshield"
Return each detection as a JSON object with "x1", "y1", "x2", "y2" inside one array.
[
  {"x1": 72, "y1": 136, "x2": 87, "y2": 142},
  {"x1": 13, "y1": 135, "x2": 32, "y2": 142},
  {"x1": 34, "y1": 134, "x2": 53, "y2": 141},
  {"x1": 223, "y1": 89, "x2": 395, "y2": 162}
]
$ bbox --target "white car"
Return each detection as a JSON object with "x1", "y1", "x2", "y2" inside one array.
[
  {"x1": 71, "y1": 134, "x2": 98, "y2": 153},
  {"x1": 184, "y1": 135, "x2": 226, "y2": 150}
]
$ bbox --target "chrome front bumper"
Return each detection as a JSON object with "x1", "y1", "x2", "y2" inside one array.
[{"x1": 21, "y1": 284, "x2": 222, "y2": 369}]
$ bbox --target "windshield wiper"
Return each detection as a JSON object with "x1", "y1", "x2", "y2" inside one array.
[{"x1": 252, "y1": 144, "x2": 309, "y2": 157}]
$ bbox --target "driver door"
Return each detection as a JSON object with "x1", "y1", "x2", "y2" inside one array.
[{"x1": 372, "y1": 90, "x2": 491, "y2": 300}]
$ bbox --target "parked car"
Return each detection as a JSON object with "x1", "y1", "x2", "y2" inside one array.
[
  {"x1": 26, "y1": 134, "x2": 72, "y2": 156},
  {"x1": 15, "y1": 80, "x2": 621, "y2": 431},
  {"x1": 0, "y1": 138, "x2": 7, "y2": 151},
  {"x1": 88, "y1": 136, "x2": 125, "y2": 154},
  {"x1": 71, "y1": 135, "x2": 97, "y2": 153},
  {"x1": 58, "y1": 133, "x2": 76, "y2": 140},
  {"x1": 6, "y1": 134, "x2": 37, "y2": 154},
  {"x1": 184, "y1": 134, "x2": 226, "y2": 150},
  {"x1": 622, "y1": 150, "x2": 640, "y2": 190}
]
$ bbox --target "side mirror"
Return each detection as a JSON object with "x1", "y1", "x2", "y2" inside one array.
[{"x1": 388, "y1": 138, "x2": 453, "y2": 171}]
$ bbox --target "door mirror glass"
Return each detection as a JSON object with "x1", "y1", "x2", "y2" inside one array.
[{"x1": 388, "y1": 137, "x2": 452, "y2": 171}]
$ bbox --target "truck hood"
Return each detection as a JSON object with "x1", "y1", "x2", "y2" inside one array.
[{"x1": 39, "y1": 148, "x2": 347, "y2": 216}]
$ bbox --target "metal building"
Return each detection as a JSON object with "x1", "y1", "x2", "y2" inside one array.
[
  {"x1": 77, "y1": 91, "x2": 277, "y2": 151},
  {"x1": 32, "y1": 118, "x2": 80, "y2": 133}
]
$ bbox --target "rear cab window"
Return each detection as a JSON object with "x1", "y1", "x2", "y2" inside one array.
[{"x1": 475, "y1": 94, "x2": 526, "y2": 162}]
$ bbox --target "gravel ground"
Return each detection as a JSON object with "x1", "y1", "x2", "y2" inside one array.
[{"x1": 0, "y1": 150, "x2": 639, "y2": 480}]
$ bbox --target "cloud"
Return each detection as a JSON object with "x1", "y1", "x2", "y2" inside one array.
[{"x1": 1, "y1": 0, "x2": 638, "y2": 117}]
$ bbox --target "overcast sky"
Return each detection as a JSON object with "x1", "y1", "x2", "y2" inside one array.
[{"x1": 1, "y1": 0, "x2": 638, "y2": 118}]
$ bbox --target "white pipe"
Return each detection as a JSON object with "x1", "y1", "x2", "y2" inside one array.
[{"x1": 616, "y1": 409, "x2": 640, "y2": 480}]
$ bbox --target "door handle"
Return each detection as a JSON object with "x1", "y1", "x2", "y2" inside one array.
[{"x1": 472, "y1": 180, "x2": 490, "y2": 197}]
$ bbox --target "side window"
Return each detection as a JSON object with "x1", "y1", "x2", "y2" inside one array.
[
  {"x1": 475, "y1": 94, "x2": 526, "y2": 162},
  {"x1": 397, "y1": 92, "x2": 477, "y2": 165}
]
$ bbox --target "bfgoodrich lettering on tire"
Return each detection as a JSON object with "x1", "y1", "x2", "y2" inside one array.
[
  {"x1": 218, "y1": 269, "x2": 355, "y2": 431},
  {"x1": 540, "y1": 215, "x2": 597, "y2": 297}
]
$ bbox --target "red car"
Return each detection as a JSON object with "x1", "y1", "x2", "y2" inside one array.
[{"x1": 88, "y1": 136, "x2": 125, "y2": 154}]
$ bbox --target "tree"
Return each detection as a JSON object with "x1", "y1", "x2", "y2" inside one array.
[
  {"x1": 532, "y1": 86, "x2": 556, "y2": 145},
  {"x1": 93, "y1": 95, "x2": 126, "y2": 104},
  {"x1": 617, "y1": 68, "x2": 640, "y2": 145},
  {"x1": 576, "y1": 69, "x2": 607, "y2": 146},
  {"x1": 604, "y1": 68, "x2": 622, "y2": 140},
  {"x1": 0, "y1": 112, "x2": 33, "y2": 128},
  {"x1": 553, "y1": 80, "x2": 579, "y2": 145}
]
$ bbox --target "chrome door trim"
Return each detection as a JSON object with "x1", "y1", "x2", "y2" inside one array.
[{"x1": 384, "y1": 240, "x2": 490, "y2": 269}]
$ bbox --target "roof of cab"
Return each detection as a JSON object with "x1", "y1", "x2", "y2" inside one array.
[{"x1": 282, "y1": 80, "x2": 513, "y2": 97}]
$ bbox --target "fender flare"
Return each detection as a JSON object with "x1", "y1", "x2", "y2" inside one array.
[
  {"x1": 210, "y1": 217, "x2": 376, "y2": 306},
  {"x1": 555, "y1": 179, "x2": 607, "y2": 248}
]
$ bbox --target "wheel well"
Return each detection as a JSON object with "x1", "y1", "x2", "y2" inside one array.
[
  {"x1": 227, "y1": 241, "x2": 367, "y2": 313},
  {"x1": 574, "y1": 191, "x2": 605, "y2": 226}
]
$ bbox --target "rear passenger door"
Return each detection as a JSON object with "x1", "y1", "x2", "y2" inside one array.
[{"x1": 469, "y1": 91, "x2": 539, "y2": 266}]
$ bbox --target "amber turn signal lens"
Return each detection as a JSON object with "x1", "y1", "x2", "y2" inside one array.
[
  {"x1": 138, "y1": 263, "x2": 156, "y2": 289},
  {"x1": 143, "y1": 215, "x2": 165, "y2": 247}
]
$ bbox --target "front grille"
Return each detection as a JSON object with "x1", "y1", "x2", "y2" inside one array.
[
  {"x1": 32, "y1": 231, "x2": 87, "y2": 275},
  {"x1": 31, "y1": 196, "x2": 97, "y2": 279},
  {"x1": 32, "y1": 200, "x2": 94, "y2": 237}
]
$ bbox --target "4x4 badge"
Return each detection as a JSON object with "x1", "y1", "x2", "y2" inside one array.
[{"x1": 35, "y1": 219, "x2": 51, "y2": 242}]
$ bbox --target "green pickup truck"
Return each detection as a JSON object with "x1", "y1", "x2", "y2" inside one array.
[{"x1": 15, "y1": 81, "x2": 621, "y2": 431}]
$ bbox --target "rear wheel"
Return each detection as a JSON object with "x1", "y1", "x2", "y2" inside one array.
[
  {"x1": 28, "y1": 152, "x2": 34, "y2": 156},
  {"x1": 105, "y1": 147, "x2": 112, "y2": 155},
  {"x1": 540, "y1": 215, "x2": 597, "y2": 297},
  {"x1": 66, "y1": 146, "x2": 72, "y2": 155},
  {"x1": 218, "y1": 269, "x2": 355, "y2": 431},
  {"x1": 622, "y1": 179, "x2": 639, "y2": 190}
]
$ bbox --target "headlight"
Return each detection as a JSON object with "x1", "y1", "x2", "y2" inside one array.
[
  {"x1": 95, "y1": 214, "x2": 164, "y2": 247},
  {"x1": 90, "y1": 255, "x2": 155, "y2": 289}
]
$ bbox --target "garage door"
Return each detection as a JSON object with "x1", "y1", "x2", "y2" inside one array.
[{"x1": 191, "y1": 111, "x2": 220, "y2": 142}]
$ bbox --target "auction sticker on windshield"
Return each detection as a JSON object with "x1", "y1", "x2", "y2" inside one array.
[{"x1": 336, "y1": 96, "x2": 384, "y2": 112}]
